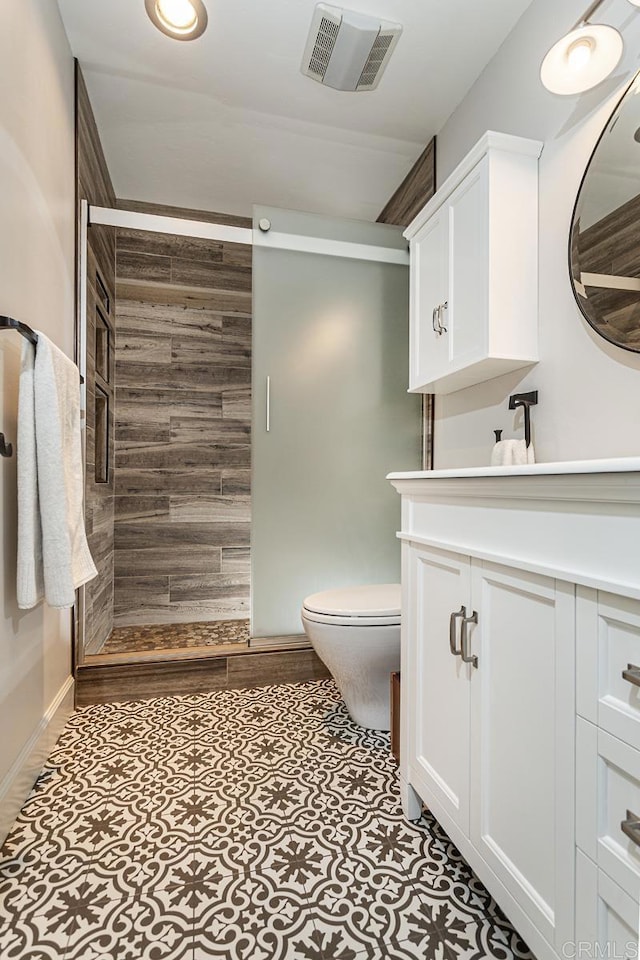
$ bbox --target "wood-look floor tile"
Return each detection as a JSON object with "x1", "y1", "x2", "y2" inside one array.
[
  {"x1": 115, "y1": 442, "x2": 250, "y2": 471},
  {"x1": 92, "y1": 495, "x2": 115, "y2": 530},
  {"x1": 115, "y1": 332, "x2": 172, "y2": 364},
  {"x1": 222, "y1": 243, "x2": 252, "y2": 268},
  {"x1": 115, "y1": 497, "x2": 171, "y2": 521},
  {"x1": 114, "y1": 577, "x2": 171, "y2": 614},
  {"x1": 75, "y1": 656, "x2": 230, "y2": 704},
  {"x1": 117, "y1": 250, "x2": 172, "y2": 283},
  {"x1": 221, "y1": 471, "x2": 251, "y2": 496},
  {"x1": 115, "y1": 469, "x2": 222, "y2": 497},
  {"x1": 115, "y1": 522, "x2": 250, "y2": 549},
  {"x1": 170, "y1": 337, "x2": 250, "y2": 365},
  {"x1": 221, "y1": 315, "x2": 251, "y2": 343},
  {"x1": 169, "y1": 575, "x2": 250, "y2": 603},
  {"x1": 115, "y1": 361, "x2": 250, "y2": 391},
  {"x1": 169, "y1": 495, "x2": 251, "y2": 523},
  {"x1": 221, "y1": 547, "x2": 250, "y2": 574},
  {"x1": 116, "y1": 228, "x2": 223, "y2": 264},
  {"x1": 116, "y1": 389, "x2": 223, "y2": 417},
  {"x1": 115, "y1": 300, "x2": 225, "y2": 337},
  {"x1": 114, "y1": 599, "x2": 249, "y2": 625},
  {"x1": 169, "y1": 417, "x2": 250, "y2": 445},
  {"x1": 226, "y1": 650, "x2": 330, "y2": 687},
  {"x1": 116, "y1": 279, "x2": 252, "y2": 315},
  {"x1": 171, "y1": 258, "x2": 252, "y2": 293},
  {"x1": 114, "y1": 546, "x2": 222, "y2": 578},
  {"x1": 222, "y1": 388, "x2": 251, "y2": 420},
  {"x1": 115, "y1": 198, "x2": 252, "y2": 229},
  {"x1": 115, "y1": 422, "x2": 171, "y2": 445}
]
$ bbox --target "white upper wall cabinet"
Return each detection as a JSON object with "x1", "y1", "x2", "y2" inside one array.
[{"x1": 405, "y1": 131, "x2": 543, "y2": 394}]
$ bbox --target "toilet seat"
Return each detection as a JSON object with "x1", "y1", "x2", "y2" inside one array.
[{"x1": 302, "y1": 583, "x2": 401, "y2": 628}]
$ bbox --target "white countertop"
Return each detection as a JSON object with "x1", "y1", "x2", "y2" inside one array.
[{"x1": 387, "y1": 456, "x2": 640, "y2": 481}]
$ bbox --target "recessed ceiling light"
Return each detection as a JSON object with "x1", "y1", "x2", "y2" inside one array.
[{"x1": 145, "y1": 0, "x2": 208, "y2": 41}]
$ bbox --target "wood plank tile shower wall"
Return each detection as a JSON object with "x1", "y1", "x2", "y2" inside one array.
[{"x1": 113, "y1": 228, "x2": 252, "y2": 627}]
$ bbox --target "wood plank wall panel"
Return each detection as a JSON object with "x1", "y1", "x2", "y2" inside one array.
[
  {"x1": 77, "y1": 64, "x2": 117, "y2": 656},
  {"x1": 378, "y1": 136, "x2": 437, "y2": 470},
  {"x1": 113, "y1": 227, "x2": 252, "y2": 627},
  {"x1": 377, "y1": 138, "x2": 436, "y2": 228},
  {"x1": 116, "y1": 198, "x2": 252, "y2": 231}
]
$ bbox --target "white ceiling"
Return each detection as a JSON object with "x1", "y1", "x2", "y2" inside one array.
[{"x1": 57, "y1": 0, "x2": 534, "y2": 220}]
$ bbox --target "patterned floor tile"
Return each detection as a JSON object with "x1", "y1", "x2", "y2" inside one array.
[
  {"x1": 0, "y1": 908, "x2": 72, "y2": 959},
  {"x1": 83, "y1": 821, "x2": 196, "y2": 898},
  {"x1": 64, "y1": 889, "x2": 192, "y2": 960},
  {"x1": 196, "y1": 813, "x2": 291, "y2": 875},
  {"x1": 192, "y1": 871, "x2": 316, "y2": 960},
  {"x1": 0, "y1": 679, "x2": 533, "y2": 960},
  {"x1": 442, "y1": 913, "x2": 535, "y2": 960},
  {"x1": 0, "y1": 840, "x2": 92, "y2": 919}
]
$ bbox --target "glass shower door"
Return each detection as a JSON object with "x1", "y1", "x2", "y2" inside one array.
[{"x1": 252, "y1": 206, "x2": 421, "y2": 639}]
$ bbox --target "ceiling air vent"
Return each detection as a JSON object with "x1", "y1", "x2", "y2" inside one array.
[{"x1": 301, "y1": 3, "x2": 402, "y2": 92}]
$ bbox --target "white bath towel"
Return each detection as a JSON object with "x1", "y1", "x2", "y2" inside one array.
[
  {"x1": 17, "y1": 334, "x2": 97, "y2": 609},
  {"x1": 490, "y1": 438, "x2": 536, "y2": 467}
]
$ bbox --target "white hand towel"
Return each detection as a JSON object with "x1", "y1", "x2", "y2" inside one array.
[
  {"x1": 16, "y1": 340, "x2": 44, "y2": 608},
  {"x1": 490, "y1": 438, "x2": 536, "y2": 467},
  {"x1": 17, "y1": 334, "x2": 97, "y2": 609}
]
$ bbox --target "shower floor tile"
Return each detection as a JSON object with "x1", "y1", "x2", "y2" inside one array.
[
  {"x1": 101, "y1": 618, "x2": 251, "y2": 655},
  {"x1": 0, "y1": 680, "x2": 535, "y2": 960}
]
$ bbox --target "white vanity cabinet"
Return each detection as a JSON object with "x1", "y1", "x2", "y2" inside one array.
[
  {"x1": 403, "y1": 543, "x2": 576, "y2": 955},
  {"x1": 390, "y1": 462, "x2": 640, "y2": 960},
  {"x1": 405, "y1": 132, "x2": 542, "y2": 395}
]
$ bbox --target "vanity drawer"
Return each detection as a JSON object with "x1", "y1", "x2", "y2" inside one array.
[
  {"x1": 577, "y1": 590, "x2": 640, "y2": 750},
  {"x1": 576, "y1": 851, "x2": 639, "y2": 957},
  {"x1": 577, "y1": 718, "x2": 640, "y2": 901}
]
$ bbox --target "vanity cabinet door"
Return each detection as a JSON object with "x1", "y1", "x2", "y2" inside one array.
[
  {"x1": 402, "y1": 543, "x2": 472, "y2": 835},
  {"x1": 469, "y1": 562, "x2": 576, "y2": 951},
  {"x1": 409, "y1": 209, "x2": 449, "y2": 392}
]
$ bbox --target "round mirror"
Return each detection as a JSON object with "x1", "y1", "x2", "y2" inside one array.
[{"x1": 570, "y1": 72, "x2": 640, "y2": 352}]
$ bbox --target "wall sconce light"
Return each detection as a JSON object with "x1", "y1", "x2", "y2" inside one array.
[
  {"x1": 145, "y1": 0, "x2": 208, "y2": 41},
  {"x1": 540, "y1": 0, "x2": 638, "y2": 94}
]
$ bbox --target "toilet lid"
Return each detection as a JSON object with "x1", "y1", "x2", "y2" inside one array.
[{"x1": 303, "y1": 584, "x2": 401, "y2": 619}]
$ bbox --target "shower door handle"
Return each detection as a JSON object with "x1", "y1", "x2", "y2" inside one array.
[{"x1": 266, "y1": 376, "x2": 271, "y2": 432}]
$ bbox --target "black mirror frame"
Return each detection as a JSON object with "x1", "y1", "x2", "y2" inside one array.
[{"x1": 568, "y1": 70, "x2": 640, "y2": 354}]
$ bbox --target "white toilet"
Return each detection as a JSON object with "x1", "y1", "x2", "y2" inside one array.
[{"x1": 301, "y1": 583, "x2": 401, "y2": 731}]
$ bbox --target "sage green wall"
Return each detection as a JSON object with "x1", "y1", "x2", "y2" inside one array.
[{"x1": 252, "y1": 206, "x2": 421, "y2": 637}]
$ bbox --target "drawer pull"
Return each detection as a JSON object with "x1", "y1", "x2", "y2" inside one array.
[
  {"x1": 621, "y1": 810, "x2": 640, "y2": 847},
  {"x1": 461, "y1": 611, "x2": 478, "y2": 668},
  {"x1": 449, "y1": 606, "x2": 466, "y2": 656},
  {"x1": 622, "y1": 664, "x2": 640, "y2": 688}
]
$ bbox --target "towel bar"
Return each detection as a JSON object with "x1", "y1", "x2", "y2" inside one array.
[{"x1": 0, "y1": 316, "x2": 38, "y2": 345}]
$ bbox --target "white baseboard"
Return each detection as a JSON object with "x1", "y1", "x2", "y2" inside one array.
[{"x1": 0, "y1": 675, "x2": 75, "y2": 844}]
